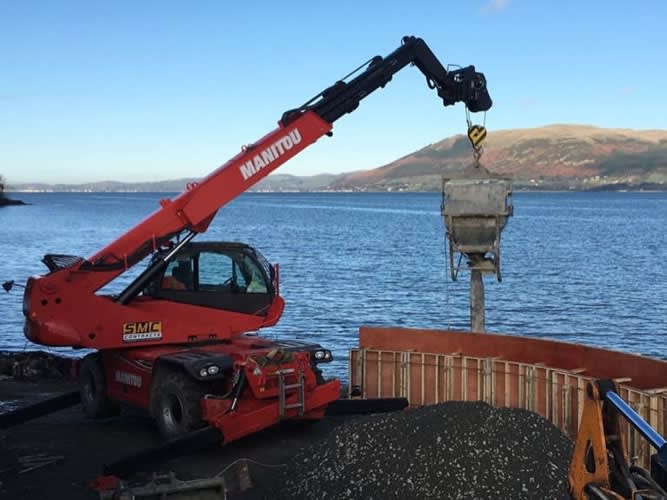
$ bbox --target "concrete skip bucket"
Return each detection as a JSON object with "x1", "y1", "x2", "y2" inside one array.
[{"x1": 441, "y1": 167, "x2": 513, "y2": 282}]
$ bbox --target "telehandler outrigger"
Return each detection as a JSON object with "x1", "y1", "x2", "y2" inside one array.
[{"x1": 21, "y1": 36, "x2": 491, "y2": 443}]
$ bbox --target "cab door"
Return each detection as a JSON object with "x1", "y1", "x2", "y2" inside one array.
[{"x1": 155, "y1": 249, "x2": 273, "y2": 316}]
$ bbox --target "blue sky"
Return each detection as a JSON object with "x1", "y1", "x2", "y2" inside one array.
[{"x1": 2, "y1": 0, "x2": 666, "y2": 184}]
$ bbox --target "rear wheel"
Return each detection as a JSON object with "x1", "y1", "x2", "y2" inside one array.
[
  {"x1": 151, "y1": 370, "x2": 209, "y2": 439},
  {"x1": 79, "y1": 353, "x2": 119, "y2": 418}
]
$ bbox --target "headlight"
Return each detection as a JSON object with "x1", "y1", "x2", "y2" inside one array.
[
  {"x1": 199, "y1": 368, "x2": 208, "y2": 377},
  {"x1": 207, "y1": 365, "x2": 220, "y2": 375},
  {"x1": 312, "y1": 349, "x2": 333, "y2": 362}
]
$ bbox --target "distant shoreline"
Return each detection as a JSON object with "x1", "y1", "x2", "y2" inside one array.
[{"x1": 5, "y1": 185, "x2": 667, "y2": 194}]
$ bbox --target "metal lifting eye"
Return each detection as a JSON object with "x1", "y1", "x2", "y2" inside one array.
[{"x1": 426, "y1": 77, "x2": 436, "y2": 89}]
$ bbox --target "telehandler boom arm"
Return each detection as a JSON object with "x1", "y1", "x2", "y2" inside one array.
[{"x1": 45, "y1": 36, "x2": 490, "y2": 297}]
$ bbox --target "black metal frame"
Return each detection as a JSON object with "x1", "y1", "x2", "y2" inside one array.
[{"x1": 281, "y1": 35, "x2": 491, "y2": 127}]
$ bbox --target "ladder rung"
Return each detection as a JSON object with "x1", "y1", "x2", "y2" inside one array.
[{"x1": 278, "y1": 370, "x2": 305, "y2": 418}]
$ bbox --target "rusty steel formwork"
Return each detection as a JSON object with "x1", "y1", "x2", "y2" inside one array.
[{"x1": 350, "y1": 327, "x2": 667, "y2": 469}]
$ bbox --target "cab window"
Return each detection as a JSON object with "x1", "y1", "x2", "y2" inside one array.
[
  {"x1": 240, "y1": 255, "x2": 268, "y2": 293},
  {"x1": 197, "y1": 251, "x2": 268, "y2": 294},
  {"x1": 199, "y1": 252, "x2": 234, "y2": 290}
]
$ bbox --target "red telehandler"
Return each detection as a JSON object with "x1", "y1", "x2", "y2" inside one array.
[{"x1": 20, "y1": 36, "x2": 492, "y2": 444}]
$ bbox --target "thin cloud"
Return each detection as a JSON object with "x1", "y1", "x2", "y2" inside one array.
[{"x1": 481, "y1": 0, "x2": 511, "y2": 15}]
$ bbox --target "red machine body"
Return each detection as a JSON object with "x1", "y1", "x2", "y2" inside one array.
[
  {"x1": 22, "y1": 36, "x2": 491, "y2": 443},
  {"x1": 23, "y1": 114, "x2": 327, "y2": 350}
]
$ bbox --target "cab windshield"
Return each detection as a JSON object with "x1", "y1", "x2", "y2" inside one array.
[{"x1": 148, "y1": 245, "x2": 274, "y2": 315}]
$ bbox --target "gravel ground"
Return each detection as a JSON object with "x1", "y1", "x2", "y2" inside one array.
[
  {"x1": 249, "y1": 401, "x2": 573, "y2": 500},
  {"x1": 1, "y1": 377, "x2": 573, "y2": 499}
]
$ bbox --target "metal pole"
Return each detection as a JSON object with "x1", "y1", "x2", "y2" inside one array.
[
  {"x1": 605, "y1": 391, "x2": 667, "y2": 450},
  {"x1": 470, "y1": 269, "x2": 485, "y2": 332},
  {"x1": 116, "y1": 231, "x2": 196, "y2": 305}
]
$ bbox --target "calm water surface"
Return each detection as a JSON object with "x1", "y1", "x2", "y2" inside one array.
[{"x1": 1, "y1": 191, "x2": 666, "y2": 380}]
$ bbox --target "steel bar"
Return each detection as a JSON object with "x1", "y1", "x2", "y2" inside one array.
[
  {"x1": 324, "y1": 397, "x2": 408, "y2": 416},
  {"x1": 0, "y1": 390, "x2": 80, "y2": 429},
  {"x1": 605, "y1": 391, "x2": 667, "y2": 450}
]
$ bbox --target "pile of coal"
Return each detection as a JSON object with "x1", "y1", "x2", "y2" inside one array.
[
  {"x1": 0, "y1": 351, "x2": 73, "y2": 380},
  {"x1": 275, "y1": 402, "x2": 573, "y2": 499}
]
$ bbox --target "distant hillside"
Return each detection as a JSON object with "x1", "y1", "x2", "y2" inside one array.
[
  {"x1": 12, "y1": 173, "x2": 341, "y2": 193},
  {"x1": 11, "y1": 179, "x2": 199, "y2": 193},
  {"x1": 251, "y1": 173, "x2": 340, "y2": 191},
  {"x1": 330, "y1": 125, "x2": 667, "y2": 191},
  {"x1": 9, "y1": 125, "x2": 667, "y2": 192}
]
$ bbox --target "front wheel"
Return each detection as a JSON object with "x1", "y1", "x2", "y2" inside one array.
[
  {"x1": 151, "y1": 370, "x2": 209, "y2": 439},
  {"x1": 79, "y1": 353, "x2": 119, "y2": 419}
]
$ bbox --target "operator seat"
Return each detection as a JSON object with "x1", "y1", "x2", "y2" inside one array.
[{"x1": 172, "y1": 261, "x2": 193, "y2": 290}]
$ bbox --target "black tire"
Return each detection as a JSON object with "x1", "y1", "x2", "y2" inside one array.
[
  {"x1": 151, "y1": 370, "x2": 208, "y2": 439},
  {"x1": 79, "y1": 353, "x2": 119, "y2": 419}
]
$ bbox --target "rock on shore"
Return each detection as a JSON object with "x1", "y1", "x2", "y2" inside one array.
[
  {"x1": 270, "y1": 401, "x2": 573, "y2": 500},
  {"x1": 0, "y1": 351, "x2": 74, "y2": 380},
  {"x1": 0, "y1": 197, "x2": 26, "y2": 206}
]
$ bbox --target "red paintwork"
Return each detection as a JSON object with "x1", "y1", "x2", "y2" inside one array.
[
  {"x1": 97, "y1": 336, "x2": 303, "y2": 409},
  {"x1": 201, "y1": 350, "x2": 339, "y2": 442},
  {"x1": 90, "y1": 476, "x2": 120, "y2": 492},
  {"x1": 202, "y1": 381, "x2": 339, "y2": 444},
  {"x1": 99, "y1": 342, "x2": 337, "y2": 398},
  {"x1": 24, "y1": 290, "x2": 285, "y2": 349}
]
